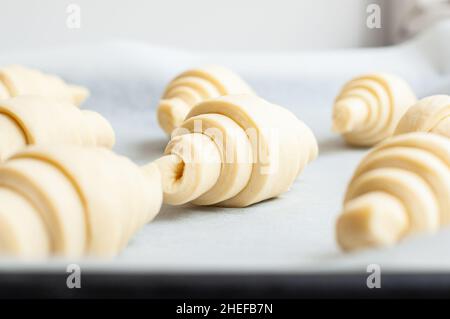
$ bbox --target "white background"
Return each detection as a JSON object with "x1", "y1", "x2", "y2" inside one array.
[{"x1": 0, "y1": 0, "x2": 394, "y2": 51}]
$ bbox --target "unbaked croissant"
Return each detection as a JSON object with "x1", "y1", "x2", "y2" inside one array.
[
  {"x1": 336, "y1": 132, "x2": 450, "y2": 251},
  {"x1": 157, "y1": 65, "x2": 254, "y2": 135},
  {"x1": 332, "y1": 73, "x2": 417, "y2": 146},
  {"x1": 395, "y1": 95, "x2": 450, "y2": 138},
  {"x1": 0, "y1": 96, "x2": 114, "y2": 161},
  {"x1": 0, "y1": 65, "x2": 89, "y2": 105},
  {"x1": 155, "y1": 94, "x2": 318, "y2": 207},
  {"x1": 0, "y1": 145, "x2": 162, "y2": 258}
]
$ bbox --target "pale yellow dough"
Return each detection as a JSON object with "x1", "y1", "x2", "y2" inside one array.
[
  {"x1": 0, "y1": 65, "x2": 89, "y2": 105},
  {"x1": 155, "y1": 94, "x2": 318, "y2": 207},
  {"x1": 0, "y1": 145, "x2": 163, "y2": 258},
  {"x1": 395, "y1": 95, "x2": 450, "y2": 138},
  {"x1": 336, "y1": 133, "x2": 450, "y2": 251},
  {"x1": 0, "y1": 96, "x2": 115, "y2": 161},
  {"x1": 157, "y1": 65, "x2": 254, "y2": 135},
  {"x1": 332, "y1": 73, "x2": 417, "y2": 146}
]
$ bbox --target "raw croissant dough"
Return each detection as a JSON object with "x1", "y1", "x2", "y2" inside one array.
[
  {"x1": 332, "y1": 73, "x2": 417, "y2": 146},
  {"x1": 0, "y1": 65, "x2": 89, "y2": 105},
  {"x1": 395, "y1": 95, "x2": 450, "y2": 138},
  {"x1": 0, "y1": 96, "x2": 115, "y2": 161},
  {"x1": 336, "y1": 133, "x2": 450, "y2": 251},
  {"x1": 156, "y1": 94, "x2": 318, "y2": 207},
  {"x1": 0, "y1": 145, "x2": 162, "y2": 258},
  {"x1": 157, "y1": 65, "x2": 254, "y2": 135}
]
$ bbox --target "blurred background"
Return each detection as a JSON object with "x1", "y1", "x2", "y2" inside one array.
[{"x1": 0, "y1": 0, "x2": 449, "y2": 51}]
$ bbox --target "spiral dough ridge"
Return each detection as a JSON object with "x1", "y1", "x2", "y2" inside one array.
[
  {"x1": 332, "y1": 73, "x2": 417, "y2": 146},
  {"x1": 395, "y1": 95, "x2": 450, "y2": 138},
  {"x1": 157, "y1": 65, "x2": 254, "y2": 135}
]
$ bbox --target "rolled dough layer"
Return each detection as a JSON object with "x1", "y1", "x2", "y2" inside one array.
[
  {"x1": 0, "y1": 96, "x2": 115, "y2": 161},
  {"x1": 0, "y1": 65, "x2": 89, "y2": 105},
  {"x1": 395, "y1": 95, "x2": 450, "y2": 138}
]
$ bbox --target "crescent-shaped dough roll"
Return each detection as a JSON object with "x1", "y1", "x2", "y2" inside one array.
[
  {"x1": 0, "y1": 65, "x2": 89, "y2": 105},
  {"x1": 0, "y1": 145, "x2": 163, "y2": 258},
  {"x1": 155, "y1": 94, "x2": 318, "y2": 207},
  {"x1": 332, "y1": 73, "x2": 417, "y2": 146},
  {"x1": 336, "y1": 133, "x2": 450, "y2": 251},
  {"x1": 157, "y1": 65, "x2": 254, "y2": 135},
  {"x1": 395, "y1": 95, "x2": 450, "y2": 138},
  {"x1": 0, "y1": 96, "x2": 115, "y2": 161}
]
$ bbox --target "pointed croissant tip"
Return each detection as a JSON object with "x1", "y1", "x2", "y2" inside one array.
[
  {"x1": 308, "y1": 127, "x2": 319, "y2": 162},
  {"x1": 157, "y1": 98, "x2": 190, "y2": 135},
  {"x1": 332, "y1": 102, "x2": 355, "y2": 134},
  {"x1": 69, "y1": 85, "x2": 90, "y2": 106},
  {"x1": 81, "y1": 110, "x2": 115, "y2": 148},
  {"x1": 336, "y1": 192, "x2": 408, "y2": 252}
]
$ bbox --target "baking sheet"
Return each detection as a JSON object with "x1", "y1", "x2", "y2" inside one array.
[{"x1": 0, "y1": 21, "x2": 450, "y2": 273}]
